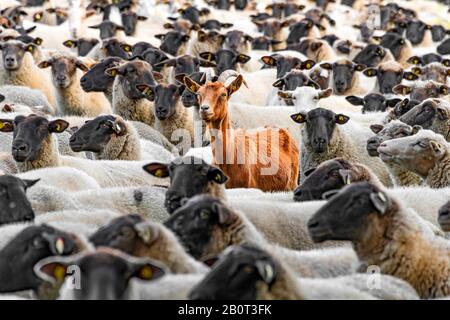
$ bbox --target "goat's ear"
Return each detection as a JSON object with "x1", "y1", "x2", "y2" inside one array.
[
  {"x1": 207, "y1": 167, "x2": 228, "y2": 184},
  {"x1": 301, "y1": 59, "x2": 315, "y2": 70},
  {"x1": 75, "y1": 60, "x2": 89, "y2": 72},
  {"x1": 370, "y1": 124, "x2": 384, "y2": 134},
  {"x1": 370, "y1": 191, "x2": 390, "y2": 215},
  {"x1": 440, "y1": 85, "x2": 450, "y2": 95},
  {"x1": 346, "y1": 96, "x2": 364, "y2": 106},
  {"x1": 63, "y1": 40, "x2": 77, "y2": 48},
  {"x1": 363, "y1": 68, "x2": 377, "y2": 77},
  {"x1": 184, "y1": 76, "x2": 201, "y2": 93},
  {"x1": 407, "y1": 55, "x2": 422, "y2": 65},
  {"x1": 48, "y1": 120, "x2": 69, "y2": 133},
  {"x1": 261, "y1": 56, "x2": 276, "y2": 66},
  {"x1": 0, "y1": 119, "x2": 14, "y2": 132},
  {"x1": 199, "y1": 52, "x2": 215, "y2": 62},
  {"x1": 236, "y1": 54, "x2": 251, "y2": 64},
  {"x1": 393, "y1": 84, "x2": 412, "y2": 95},
  {"x1": 142, "y1": 162, "x2": 169, "y2": 178},
  {"x1": 403, "y1": 72, "x2": 418, "y2": 81},
  {"x1": 335, "y1": 114, "x2": 350, "y2": 125},
  {"x1": 290, "y1": 112, "x2": 306, "y2": 123},
  {"x1": 226, "y1": 75, "x2": 244, "y2": 96},
  {"x1": 354, "y1": 64, "x2": 366, "y2": 72},
  {"x1": 38, "y1": 60, "x2": 52, "y2": 69},
  {"x1": 277, "y1": 91, "x2": 292, "y2": 100},
  {"x1": 320, "y1": 62, "x2": 332, "y2": 70},
  {"x1": 135, "y1": 84, "x2": 155, "y2": 101}
]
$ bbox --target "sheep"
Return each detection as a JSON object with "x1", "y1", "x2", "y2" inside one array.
[
  {"x1": 0, "y1": 85, "x2": 53, "y2": 114},
  {"x1": 165, "y1": 195, "x2": 358, "y2": 279},
  {"x1": 62, "y1": 37, "x2": 100, "y2": 57},
  {"x1": 308, "y1": 182, "x2": 450, "y2": 298},
  {"x1": 297, "y1": 38, "x2": 338, "y2": 62},
  {"x1": 89, "y1": 214, "x2": 208, "y2": 274},
  {"x1": 187, "y1": 29, "x2": 224, "y2": 58},
  {"x1": 199, "y1": 49, "x2": 250, "y2": 76},
  {"x1": 404, "y1": 19, "x2": 434, "y2": 48},
  {"x1": 405, "y1": 62, "x2": 450, "y2": 84},
  {"x1": 0, "y1": 115, "x2": 169, "y2": 188},
  {"x1": 86, "y1": 37, "x2": 132, "y2": 61},
  {"x1": 0, "y1": 40, "x2": 57, "y2": 112},
  {"x1": 0, "y1": 152, "x2": 17, "y2": 174},
  {"x1": 38, "y1": 52, "x2": 112, "y2": 117},
  {"x1": 407, "y1": 53, "x2": 448, "y2": 67},
  {"x1": 345, "y1": 93, "x2": 402, "y2": 113},
  {"x1": 377, "y1": 129, "x2": 450, "y2": 188},
  {"x1": 290, "y1": 108, "x2": 392, "y2": 186},
  {"x1": 69, "y1": 114, "x2": 174, "y2": 162},
  {"x1": 366, "y1": 121, "x2": 423, "y2": 187},
  {"x1": 393, "y1": 81, "x2": 450, "y2": 104},
  {"x1": 352, "y1": 44, "x2": 394, "y2": 68},
  {"x1": 184, "y1": 74, "x2": 299, "y2": 191},
  {"x1": 319, "y1": 59, "x2": 367, "y2": 95},
  {"x1": 189, "y1": 244, "x2": 419, "y2": 300},
  {"x1": 155, "y1": 30, "x2": 190, "y2": 56},
  {"x1": 106, "y1": 60, "x2": 159, "y2": 127},
  {"x1": 377, "y1": 32, "x2": 414, "y2": 68}
]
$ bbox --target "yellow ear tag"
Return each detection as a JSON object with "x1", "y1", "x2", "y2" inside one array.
[
  {"x1": 139, "y1": 266, "x2": 153, "y2": 279},
  {"x1": 35, "y1": 14, "x2": 41, "y2": 19},
  {"x1": 296, "y1": 114, "x2": 303, "y2": 121},
  {"x1": 55, "y1": 123, "x2": 61, "y2": 131},
  {"x1": 27, "y1": 46, "x2": 33, "y2": 52},
  {"x1": 36, "y1": 39, "x2": 42, "y2": 45},
  {"x1": 408, "y1": 75, "x2": 413, "y2": 80},
  {"x1": 0, "y1": 123, "x2": 4, "y2": 129},
  {"x1": 111, "y1": 70, "x2": 117, "y2": 76},
  {"x1": 54, "y1": 265, "x2": 66, "y2": 281},
  {"x1": 443, "y1": 88, "x2": 448, "y2": 95},
  {"x1": 368, "y1": 70, "x2": 373, "y2": 76},
  {"x1": 413, "y1": 59, "x2": 419, "y2": 64},
  {"x1": 215, "y1": 173, "x2": 222, "y2": 182},
  {"x1": 67, "y1": 40, "x2": 73, "y2": 46},
  {"x1": 190, "y1": 85, "x2": 196, "y2": 91},
  {"x1": 339, "y1": 115, "x2": 345, "y2": 122},
  {"x1": 306, "y1": 63, "x2": 311, "y2": 69},
  {"x1": 155, "y1": 169, "x2": 164, "y2": 177},
  {"x1": 124, "y1": 46, "x2": 131, "y2": 52}
]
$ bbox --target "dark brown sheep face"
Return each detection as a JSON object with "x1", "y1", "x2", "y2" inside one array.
[
  {"x1": 0, "y1": 224, "x2": 77, "y2": 294},
  {"x1": 164, "y1": 195, "x2": 235, "y2": 259},
  {"x1": 346, "y1": 93, "x2": 401, "y2": 113},
  {"x1": 363, "y1": 65, "x2": 416, "y2": 94},
  {"x1": 80, "y1": 57, "x2": 123, "y2": 92},
  {"x1": 138, "y1": 48, "x2": 169, "y2": 72},
  {"x1": 0, "y1": 42, "x2": 36, "y2": 71},
  {"x1": 286, "y1": 19, "x2": 319, "y2": 45},
  {"x1": 130, "y1": 41, "x2": 155, "y2": 59},
  {"x1": 438, "y1": 201, "x2": 450, "y2": 232},
  {"x1": 407, "y1": 53, "x2": 443, "y2": 66},
  {"x1": 290, "y1": 108, "x2": 350, "y2": 153},
  {"x1": 143, "y1": 157, "x2": 227, "y2": 214},
  {"x1": 101, "y1": 38, "x2": 132, "y2": 59},
  {"x1": 308, "y1": 182, "x2": 390, "y2": 243},
  {"x1": 156, "y1": 31, "x2": 190, "y2": 56},
  {"x1": 293, "y1": 158, "x2": 355, "y2": 202},
  {"x1": 136, "y1": 83, "x2": 184, "y2": 120},
  {"x1": 405, "y1": 20, "x2": 430, "y2": 46},
  {"x1": 34, "y1": 250, "x2": 167, "y2": 300},
  {"x1": 154, "y1": 55, "x2": 216, "y2": 79},
  {"x1": 320, "y1": 60, "x2": 365, "y2": 94},
  {"x1": 63, "y1": 38, "x2": 99, "y2": 57},
  {"x1": 177, "y1": 6, "x2": 206, "y2": 24},
  {"x1": 408, "y1": 64, "x2": 450, "y2": 84},
  {"x1": 223, "y1": 30, "x2": 252, "y2": 53},
  {"x1": 89, "y1": 20, "x2": 125, "y2": 39},
  {"x1": 262, "y1": 54, "x2": 315, "y2": 79},
  {"x1": 200, "y1": 19, "x2": 233, "y2": 31},
  {"x1": 38, "y1": 56, "x2": 89, "y2": 89},
  {"x1": 90, "y1": 214, "x2": 148, "y2": 254},
  {"x1": 189, "y1": 245, "x2": 277, "y2": 300},
  {"x1": 0, "y1": 115, "x2": 69, "y2": 162},
  {"x1": 105, "y1": 60, "x2": 157, "y2": 99},
  {"x1": 399, "y1": 100, "x2": 447, "y2": 129},
  {"x1": 120, "y1": 11, "x2": 147, "y2": 36},
  {"x1": 0, "y1": 175, "x2": 38, "y2": 226},
  {"x1": 379, "y1": 32, "x2": 406, "y2": 60},
  {"x1": 251, "y1": 36, "x2": 281, "y2": 51},
  {"x1": 201, "y1": 50, "x2": 250, "y2": 76},
  {"x1": 69, "y1": 115, "x2": 127, "y2": 154},
  {"x1": 273, "y1": 70, "x2": 319, "y2": 91}
]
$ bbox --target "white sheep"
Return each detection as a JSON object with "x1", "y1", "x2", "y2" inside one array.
[{"x1": 0, "y1": 85, "x2": 53, "y2": 115}]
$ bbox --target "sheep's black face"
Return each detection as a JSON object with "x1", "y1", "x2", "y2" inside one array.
[
  {"x1": 90, "y1": 21, "x2": 123, "y2": 39},
  {"x1": 180, "y1": 6, "x2": 201, "y2": 24},
  {"x1": 0, "y1": 224, "x2": 76, "y2": 293},
  {"x1": 0, "y1": 175, "x2": 38, "y2": 225},
  {"x1": 0, "y1": 42, "x2": 31, "y2": 71},
  {"x1": 80, "y1": 57, "x2": 123, "y2": 92},
  {"x1": 332, "y1": 63, "x2": 356, "y2": 94},
  {"x1": 90, "y1": 215, "x2": 144, "y2": 253},
  {"x1": 277, "y1": 57, "x2": 302, "y2": 79},
  {"x1": 286, "y1": 19, "x2": 313, "y2": 45},
  {"x1": 151, "y1": 84, "x2": 184, "y2": 120},
  {"x1": 190, "y1": 245, "x2": 277, "y2": 300},
  {"x1": 0, "y1": 115, "x2": 69, "y2": 162},
  {"x1": 275, "y1": 71, "x2": 316, "y2": 91},
  {"x1": 294, "y1": 159, "x2": 349, "y2": 202},
  {"x1": 69, "y1": 115, "x2": 124, "y2": 153},
  {"x1": 121, "y1": 12, "x2": 138, "y2": 36},
  {"x1": 159, "y1": 31, "x2": 189, "y2": 56},
  {"x1": 284, "y1": 3, "x2": 301, "y2": 17},
  {"x1": 173, "y1": 56, "x2": 201, "y2": 78},
  {"x1": 164, "y1": 195, "x2": 229, "y2": 259},
  {"x1": 140, "y1": 48, "x2": 169, "y2": 72},
  {"x1": 252, "y1": 37, "x2": 270, "y2": 50},
  {"x1": 121, "y1": 61, "x2": 157, "y2": 99},
  {"x1": 234, "y1": 0, "x2": 247, "y2": 10},
  {"x1": 431, "y1": 25, "x2": 446, "y2": 42},
  {"x1": 353, "y1": 45, "x2": 385, "y2": 68},
  {"x1": 308, "y1": 182, "x2": 386, "y2": 243},
  {"x1": 406, "y1": 21, "x2": 427, "y2": 46},
  {"x1": 214, "y1": 0, "x2": 232, "y2": 10},
  {"x1": 25, "y1": 0, "x2": 47, "y2": 5},
  {"x1": 181, "y1": 72, "x2": 206, "y2": 108},
  {"x1": 101, "y1": 38, "x2": 130, "y2": 59},
  {"x1": 130, "y1": 42, "x2": 156, "y2": 60},
  {"x1": 144, "y1": 157, "x2": 228, "y2": 214},
  {"x1": 417, "y1": 53, "x2": 442, "y2": 65},
  {"x1": 363, "y1": 94, "x2": 391, "y2": 113},
  {"x1": 202, "y1": 19, "x2": 223, "y2": 30},
  {"x1": 399, "y1": 100, "x2": 438, "y2": 129},
  {"x1": 378, "y1": 69, "x2": 404, "y2": 94},
  {"x1": 379, "y1": 33, "x2": 405, "y2": 60},
  {"x1": 77, "y1": 38, "x2": 99, "y2": 57},
  {"x1": 224, "y1": 30, "x2": 250, "y2": 53},
  {"x1": 438, "y1": 201, "x2": 450, "y2": 232}
]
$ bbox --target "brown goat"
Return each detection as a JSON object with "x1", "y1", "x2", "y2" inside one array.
[{"x1": 184, "y1": 75, "x2": 299, "y2": 191}]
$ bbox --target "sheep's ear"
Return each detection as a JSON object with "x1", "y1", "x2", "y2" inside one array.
[
  {"x1": 23, "y1": 178, "x2": 40, "y2": 189},
  {"x1": 207, "y1": 167, "x2": 228, "y2": 184},
  {"x1": 227, "y1": 75, "x2": 244, "y2": 97},
  {"x1": 152, "y1": 71, "x2": 164, "y2": 81},
  {"x1": 338, "y1": 169, "x2": 353, "y2": 185},
  {"x1": 369, "y1": 191, "x2": 390, "y2": 215},
  {"x1": 105, "y1": 67, "x2": 120, "y2": 77},
  {"x1": 393, "y1": 85, "x2": 412, "y2": 95},
  {"x1": 197, "y1": 30, "x2": 207, "y2": 42},
  {"x1": 318, "y1": 88, "x2": 332, "y2": 99},
  {"x1": 221, "y1": 23, "x2": 233, "y2": 28},
  {"x1": 0, "y1": 119, "x2": 14, "y2": 132},
  {"x1": 407, "y1": 56, "x2": 422, "y2": 65},
  {"x1": 34, "y1": 259, "x2": 70, "y2": 284},
  {"x1": 300, "y1": 59, "x2": 315, "y2": 70},
  {"x1": 174, "y1": 73, "x2": 187, "y2": 84},
  {"x1": 236, "y1": 54, "x2": 251, "y2": 64},
  {"x1": 345, "y1": 95, "x2": 364, "y2": 106},
  {"x1": 255, "y1": 260, "x2": 276, "y2": 285},
  {"x1": 88, "y1": 24, "x2": 101, "y2": 29},
  {"x1": 184, "y1": 76, "x2": 201, "y2": 93},
  {"x1": 198, "y1": 58, "x2": 217, "y2": 68},
  {"x1": 335, "y1": 114, "x2": 350, "y2": 125},
  {"x1": 386, "y1": 98, "x2": 402, "y2": 108},
  {"x1": 354, "y1": 64, "x2": 366, "y2": 72},
  {"x1": 154, "y1": 34, "x2": 165, "y2": 40},
  {"x1": 199, "y1": 52, "x2": 215, "y2": 62},
  {"x1": 277, "y1": 91, "x2": 292, "y2": 100},
  {"x1": 440, "y1": 85, "x2": 450, "y2": 95},
  {"x1": 110, "y1": 118, "x2": 127, "y2": 136},
  {"x1": 48, "y1": 120, "x2": 69, "y2": 133},
  {"x1": 33, "y1": 37, "x2": 43, "y2": 46},
  {"x1": 403, "y1": 72, "x2": 418, "y2": 81},
  {"x1": 128, "y1": 260, "x2": 166, "y2": 282},
  {"x1": 75, "y1": 60, "x2": 89, "y2": 72},
  {"x1": 63, "y1": 40, "x2": 77, "y2": 48},
  {"x1": 0, "y1": 94, "x2": 4, "y2": 103},
  {"x1": 25, "y1": 44, "x2": 37, "y2": 54},
  {"x1": 213, "y1": 202, "x2": 236, "y2": 226},
  {"x1": 143, "y1": 162, "x2": 169, "y2": 178},
  {"x1": 411, "y1": 125, "x2": 422, "y2": 134},
  {"x1": 290, "y1": 112, "x2": 306, "y2": 123},
  {"x1": 436, "y1": 107, "x2": 449, "y2": 120},
  {"x1": 261, "y1": 56, "x2": 276, "y2": 66},
  {"x1": 38, "y1": 60, "x2": 52, "y2": 69},
  {"x1": 154, "y1": 58, "x2": 177, "y2": 68},
  {"x1": 320, "y1": 62, "x2": 332, "y2": 70},
  {"x1": 370, "y1": 124, "x2": 384, "y2": 134},
  {"x1": 304, "y1": 167, "x2": 316, "y2": 177},
  {"x1": 181, "y1": 35, "x2": 190, "y2": 42},
  {"x1": 135, "y1": 84, "x2": 155, "y2": 101},
  {"x1": 398, "y1": 38, "x2": 405, "y2": 45},
  {"x1": 363, "y1": 68, "x2": 377, "y2": 77},
  {"x1": 137, "y1": 16, "x2": 148, "y2": 21},
  {"x1": 272, "y1": 79, "x2": 285, "y2": 89}
]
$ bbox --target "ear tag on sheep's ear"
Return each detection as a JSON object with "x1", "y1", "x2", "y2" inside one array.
[
  {"x1": 123, "y1": 45, "x2": 131, "y2": 52},
  {"x1": 54, "y1": 123, "x2": 61, "y2": 132},
  {"x1": 407, "y1": 74, "x2": 414, "y2": 80},
  {"x1": 27, "y1": 45, "x2": 34, "y2": 53},
  {"x1": 190, "y1": 85, "x2": 196, "y2": 92},
  {"x1": 53, "y1": 264, "x2": 67, "y2": 281},
  {"x1": 138, "y1": 266, "x2": 153, "y2": 279},
  {"x1": 155, "y1": 169, "x2": 164, "y2": 178},
  {"x1": 443, "y1": 60, "x2": 450, "y2": 67},
  {"x1": 441, "y1": 87, "x2": 449, "y2": 95},
  {"x1": 110, "y1": 69, "x2": 117, "y2": 77},
  {"x1": 0, "y1": 122, "x2": 4, "y2": 130},
  {"x1": 55, "y1": 238, "x2": 65, "y2": 255},
  {"x1": 412, "y1": 68, "x2": 422, "y2": 75},
  {"x1": 35, "y1": 38, "x2": 42, "y2": 45},
  {"x1": 412, "y1": 58, "x2": 420, "y2": 65}
]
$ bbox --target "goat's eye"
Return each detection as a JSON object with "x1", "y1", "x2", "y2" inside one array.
[{"x1": 221, "y1": 93, "x2": 227, "y2": 97}]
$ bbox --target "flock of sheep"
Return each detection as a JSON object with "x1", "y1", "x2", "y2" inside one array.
[{"x1": 0, "y1": 0, "x2": 449, "y2": 300}]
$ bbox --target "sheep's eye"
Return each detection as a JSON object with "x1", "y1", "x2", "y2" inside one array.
[
  {"x1": 33, "y1": 237, "x2": 46, "y2": 249},
  {"x1": 120, "y1": 227, "x2": 133, "y2": 237},
  {"x1": 328, "y1": 171, "x2": 339, "y2": 178},
  {"x1": 243, "y1": 265, "x2": 253, "y2": 274},
  {"x1": 200, "y1": 211, "x2": 209, "y2": 220},
  {"x1": 0, "y1": 188, "x2": 6, "y2": 196}
]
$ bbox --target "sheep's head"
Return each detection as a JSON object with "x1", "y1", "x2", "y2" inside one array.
[
  {"x1": 136, "y1": 83, "x2": 184, "y2": 120},
  {"x1": 200, "y1": 50, "x2": 249, "y2": 76},
  {"x1": 184, "y1": 74, "x2": 244, "y2": 122},
  {"x1": 352, "y1": 45, "x2": 386, "y2": 68},
  {"x1": 393, "y1": 81, "x2": 450, "y2": 101},
  {"x1": 69, "y1": 115, "x2": 127, "y2": 154},
  {"x1": 251, "y1": 36, "x2": 282, "y2": 51},
  {"x1": 89, "y1": 20, "x2": 125, "y2": 39},
  {"x1": 272, "y1": 70, "x2": 319, "y2": 91},
  {"x1": 80, "y1": 57, "x2": 124, "y2": 92},
  {"x1": 137, "y1": 48, "x2": 169, "y2": 72},
  {"x1": 286, "y1": 18, "x2": 323, "y2": 45},
  {"x1": 406, "y1": 63, "x2": 450, "y2": 84},
  {"x1": 407, "y1": 53, "x2": 445, "y2": 66},
  {"x1": 0, "y1": 115, "x2": 68, "y2": 162},
  {"x1": 143, "y1": 156, "x2": 228, "y2": 214},
  {"x1": 38, "y1": 56, "x2": 89, "y2": 89},
  {"x1": 346, "y1": 93, "x2": 401, "y2": 113},
  {"x1": 153, "y1": 54, "x2": 216, "y2": 79},
  {"x1": 399, "y1": 99, "x2": 450, "y2": 131},
  {"x1": 0, "y1": 41, "x2": 37, "y2": 71},
  {"x1": 129, "y1": 41, "x2": 155, "y2": 59},
  {"x1": 222, "y1": 30, "x2": 253, "y2": 53},
  {"x1": 120, "y1": 11, "x2": 147, "y2": 36},
  {"x1": 175, "y1": 72, "x2": 207, "y2": 108},
  {"x1": 0, "y1": 174, "x2": 38, "y2": 225},
  {"x1": 200, "y1": 19, "x2": 233, "y2": 31},
  {"x1": 377, "y1": 129, "x2": 447, "y2": 177},
  {"x1": 63, "y1": 38, "x2": 100, "y2": 57},
  {"x1": 320, "y1": 59, "x2": 365, "y2": 94},
  {"x1": 0, "y1": 224, "x2": 77, "y2": 294},
  {"x1": 378, "y1": 32, "x2": 407, "y2": 61},
  {"x1": 308, "y1": 182, "x2": 392, "y2": 243},
  {"x1": 278, "y1": 86, "x2": 331, "y2": 108},
  {"x1": 34, "y1": 248, "x2": 167, "y2": 300},
  {"x1": 189, "y1": 245, "x2": 278, "y2": 300},
  {"x1": 261, "y1": 54, "x2": 315, "y2": 79},
  {"x1": 100, "y1": 37, "x2": 132, "y2": 60},
  {"x1": 155, "y1": 31, "x2": 190, "y2": 56},
  {"x1": 363, "y1": 61, "x2": 413, "y2": 94},
  {"x1": 405, "y1": 20, "x2": 431, "y2": 46},
  {"x1": 290, "y1": 108, "x2": 350, "y2": 153},
  {"x1": 164, "y1": 195, "x2": 238, "y2": 259}
]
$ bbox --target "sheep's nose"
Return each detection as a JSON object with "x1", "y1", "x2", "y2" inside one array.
[
  {"x1": 5, "y1": 56, "x2": 15, "y2": 63},
  {"x1": 12, "y1": 142, "x2": 28, "y2": 153},
  {"x1": 379, "y1": 143, "x2": 387, "y2": 148},
  {"x1": 367, "y1": 137, "x2": 379, "y2": 145},
  {"x1": 57, "y1": 75, "x2": 67, "y2": 81},
  {"x1": 314, "y1": 137, "x2": 326, "y2": 144},
  {"x1": 69, "y1": 135, "x2": 77, "y2": 143},
  {"x1": 200, "y1": 105, "x2": 210, "y2": 112},
  {"x1": 293, "y1": 187, "x2": 302, "y2": 197},
  {"x1": 438, "y1": 207, "x2": 449, "y2": 219}
]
